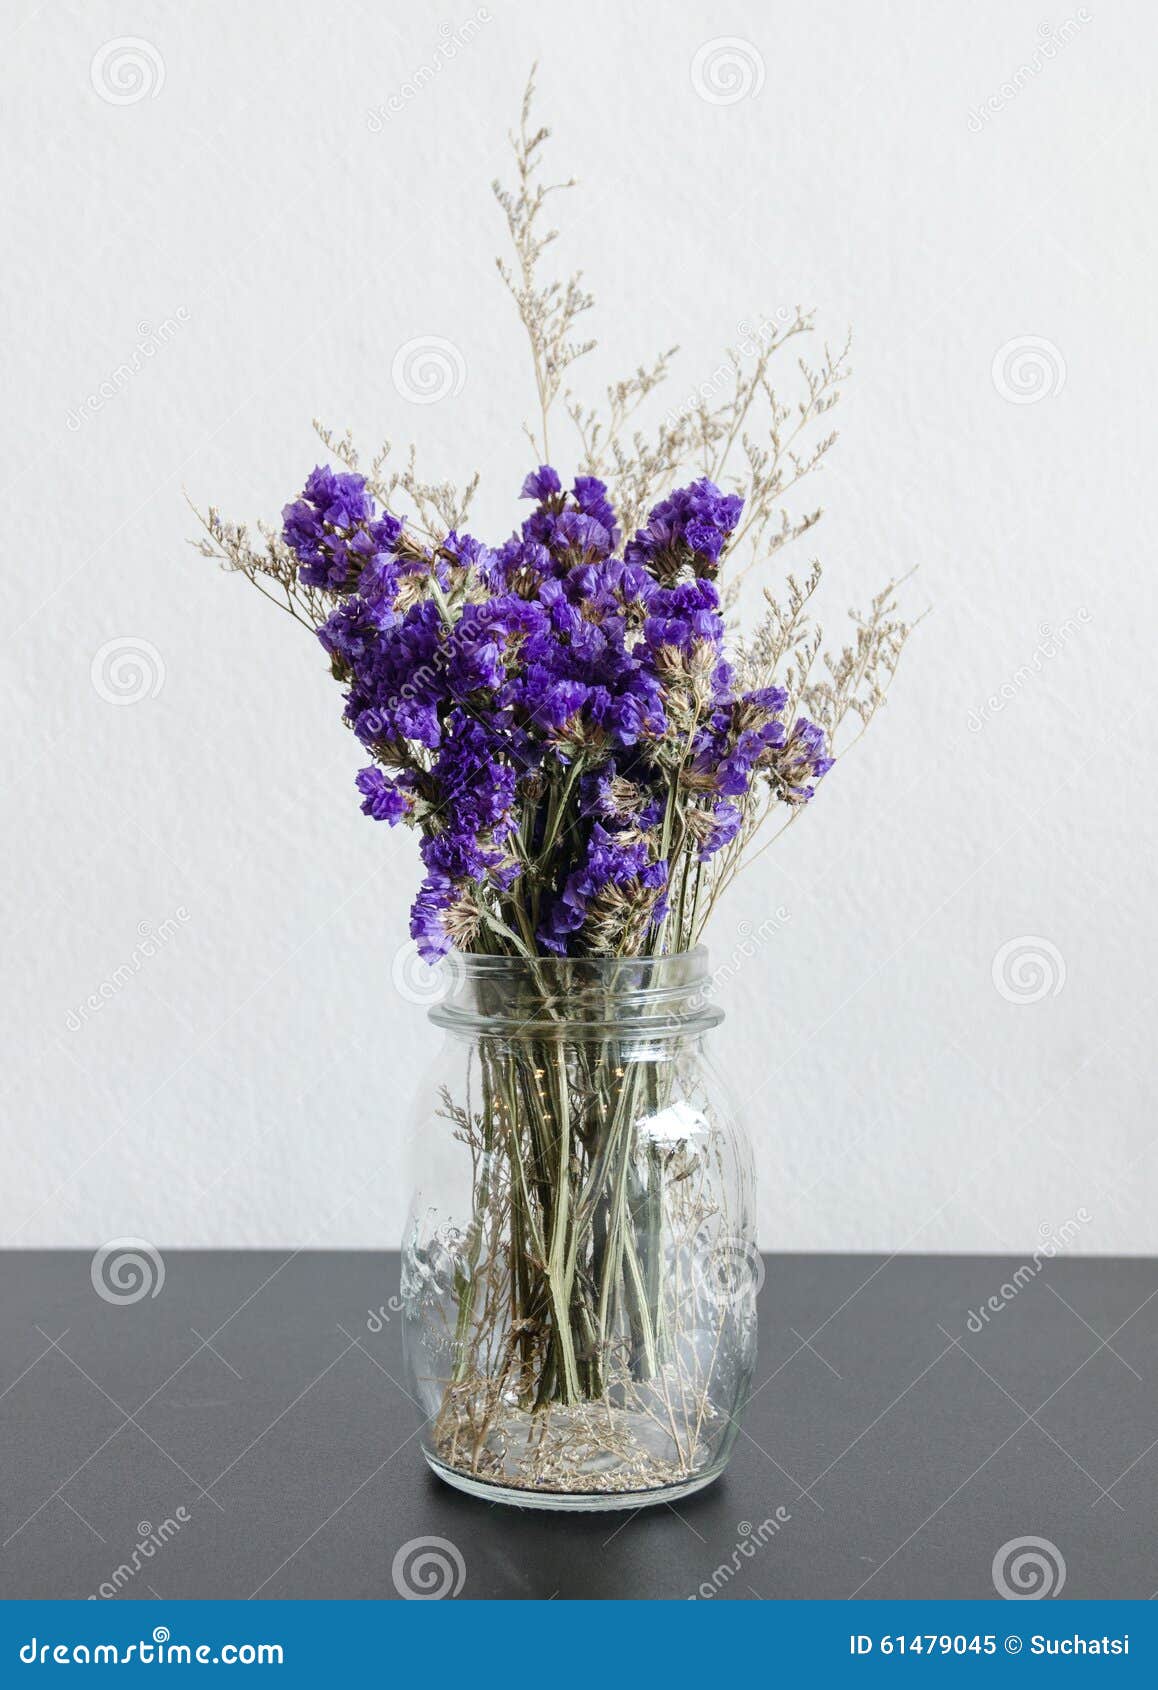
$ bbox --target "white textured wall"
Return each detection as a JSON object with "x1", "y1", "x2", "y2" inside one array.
[{"x1": 5, "y1": 0, "x2": 1155, "y2": 1255}]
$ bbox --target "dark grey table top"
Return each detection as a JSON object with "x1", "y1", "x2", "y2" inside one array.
[{"x1": 1, "y1": 1250, "x2": 1154, "y2": 1601}]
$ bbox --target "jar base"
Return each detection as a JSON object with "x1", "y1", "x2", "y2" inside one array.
[{"x1": 424, "y1": 1450, "x2": 728, "y2": 1512}]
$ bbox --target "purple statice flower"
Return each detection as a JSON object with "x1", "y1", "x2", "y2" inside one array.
[
  {"x1": 733, "y1": 720, "x2": 787, "y2": 770},
  {"x1": 288, "y1": 465, "x2": 371, "y2": 536},
  {"x1": 625, "y1": 478, "x2": 743, "y2": 582},
  {"x1": 641, "y1": 579, "x2": 727, "y2": 658},
  {"x1": 445, "y1": 610, "x2": 506, "y2": 695},
  {"x1": 500, "y1": 562, "x2": 667, "y2": 751},
  {"x1": 410, "y1": 871, "x2": 457, "y2": 960},
  {"x1": 520, "y1": 465, "x2": 563, "y2": 502},
  {"x1": 552, "y1": 509, "x2": 615, "y2": 564},
  {"x1": 282, "y1": 466, "x2": 402, "y2": 593},
  {"x1": 354, "y1": 544, "x2": 445, "y2": 620},
  {"x1": 771, "y1": 717, "x2": 834, "y2": 805},
  {"x1": 355, "y1": 767, "x2": 414, "y2": 824},
  {"x1": 354, "y1": 553, "x2": 404, "y2": 613},
  {"x1": 429, "y1": 711, "x2": 518, "y2": 835},
  {"x1": 537, "y1": 824, "x2": 667, "y2": 955},
  {"x1": 523, "y1": 505, "x2": 613, "y2": 567},
  {"x1": 725, "y1": 689, "x2": 791, "y2": 775},
  {"x1": 405, "y1": 713, "x2": 527, "y2": 961},
  {"x1": 519, "y1": 468, "x2": 618, "y2": 567},
  {"x1": 447, "y1": 594, "x2": 551, "y2": 703},
  {"x1": 340, "y1": 598, "x2": 446, "y2": 752},
  {"x1": 744, "y1": 685, "x2": 790, "y2": 715},
  {"x1": 639, "y1": 859, "x2": 670, "y2": 933},
  {"x1": 586, "y1": 676, "x2": 666, "y2": 747},
  {"x1": 421, "y1": 829, "x2": 499, "y2": 886},
  {"x1": 405, "y1": 711, "x2": 524, "y2": 934},
  {"x1": 679, "y1": 682, "x2": 794, "y2": 805},
  {"x1": 536, "y1": 677, "x2": 590, "y2": 732},
  {"x1": 711, "y1": 743, "x2": 755, "y2": 798},
  {"x1": 318, "y1": 597, "x2": 391, "y2": 672},
  {"x1": 486, "y1": 536, "x2": 554, "y2": 594},
  {"x1": 441, "y1": 531, "x2": 497, "y2": 582},
  {"x1": 511, "y1": 653, "x2": 666, "y2": 753},
  {"x1": 696, "y1": 801, "x2": 742, "y2": 861},
  {"x1": 572, "y1": 476, "x2": 621, "y2": 551},
  {"x1": 555, "y1": 557, "x2": 654, "y2": 633},
  {"x1": 600, "y1": 557, "x2": 657, "y2": 624},
  {"x1": 580, "y1": 764, "x2": 665, "y2": 832}
]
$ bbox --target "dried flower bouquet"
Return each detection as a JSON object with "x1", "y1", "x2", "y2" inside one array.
[{"x1": 193, "y1": 74, "x2": 913, "y2": 1501}]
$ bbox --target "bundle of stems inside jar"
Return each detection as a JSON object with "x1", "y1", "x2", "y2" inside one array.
[
  {"x1": 442, "y1": 957, "x2": 705, "y2": 1411},
  {"x1": 193, "y1": 74, "x2": 913, "y2": 1480}
]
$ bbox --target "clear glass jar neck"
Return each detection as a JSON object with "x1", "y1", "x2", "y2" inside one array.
[{"x1": 428, "y1": 945, "x2": 722, "y2": 1039}]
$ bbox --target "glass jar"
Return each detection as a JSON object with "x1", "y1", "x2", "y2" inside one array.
[{"x1": 400, "y1": 947, "x2": 758, "y2": 1511}]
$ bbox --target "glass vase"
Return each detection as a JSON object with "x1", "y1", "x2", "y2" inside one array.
[{"x1": 400, "y1": 947, "x2": 758, "y2": 1511}]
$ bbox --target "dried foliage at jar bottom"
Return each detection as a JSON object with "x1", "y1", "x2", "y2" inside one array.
[{"x1": 402, "y1": 955, "x2": 757, "y2": 1506}]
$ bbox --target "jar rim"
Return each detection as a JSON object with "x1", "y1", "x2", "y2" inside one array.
[
  {"x1": 426, "y1": 945, "x2": 723, "y2": 1036},
  {"x1": 440, "y1": 943, "x2": 707, "y2": 979}
]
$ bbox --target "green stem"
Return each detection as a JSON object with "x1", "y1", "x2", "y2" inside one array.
[{"x1": 542, "y1": 1042, "x2": 581, "y2": 1403}]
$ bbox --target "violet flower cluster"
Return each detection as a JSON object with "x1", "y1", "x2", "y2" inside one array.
[{"x1": 280, "y1": 466, "x2": 833, "y2": 961}]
